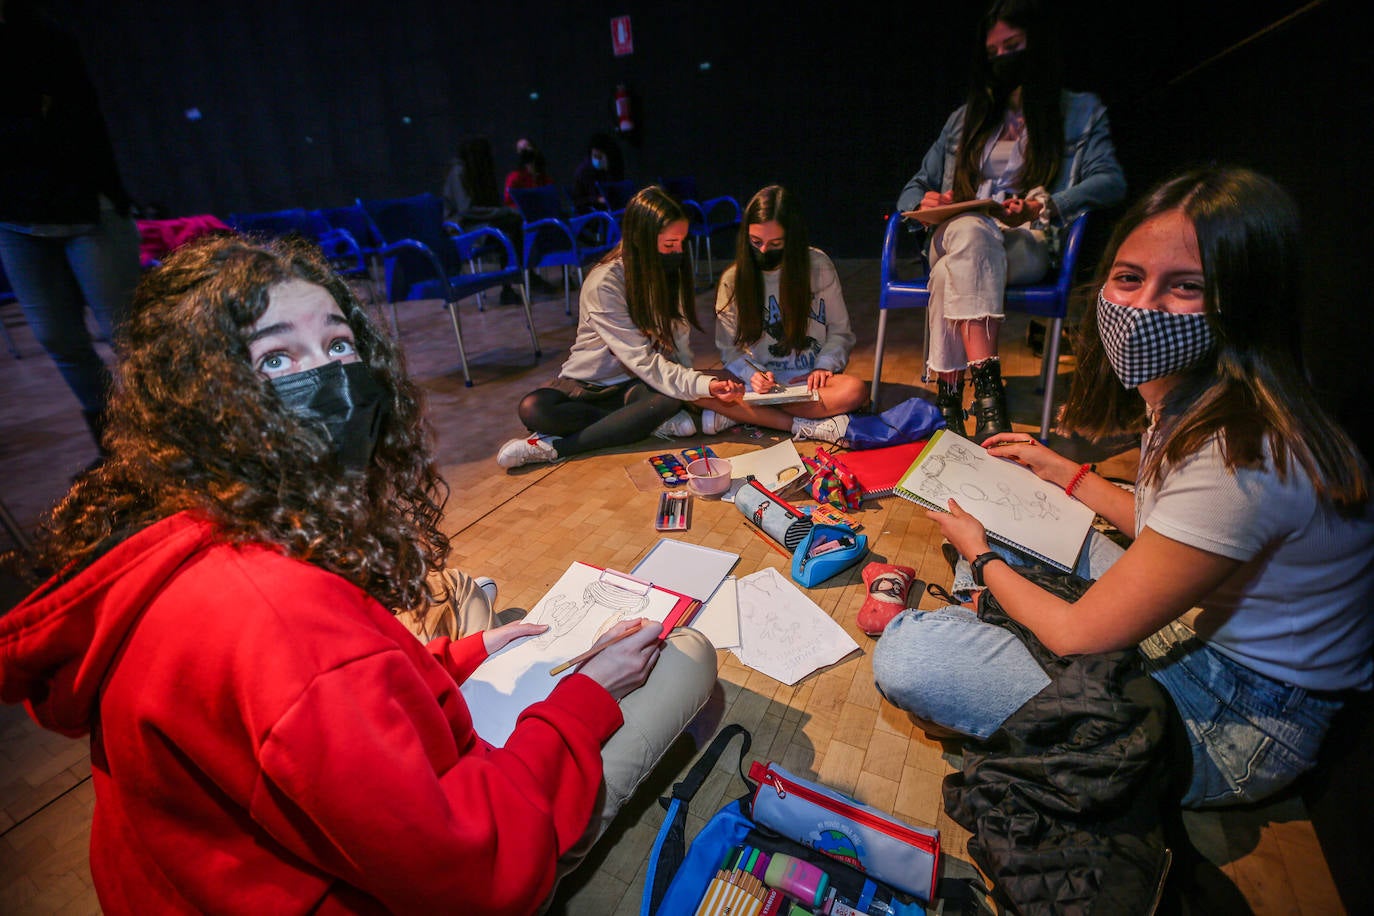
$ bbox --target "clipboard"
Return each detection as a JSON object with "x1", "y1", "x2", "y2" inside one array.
[{"x1": 901, "y1": 198, "x2": 1001, "y2": 227}]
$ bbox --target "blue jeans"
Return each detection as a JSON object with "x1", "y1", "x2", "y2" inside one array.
[
  {"x1": 0, "y1": 205, "x2": 141, "y2": 418},
  {"x1": 872, "y1": 530, "x2": 1342, "y2": 807}
]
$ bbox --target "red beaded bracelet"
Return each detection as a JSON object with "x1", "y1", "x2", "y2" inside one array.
[{"x1": 1065, "y1": 463, "x2": 1093, "y2": 499}]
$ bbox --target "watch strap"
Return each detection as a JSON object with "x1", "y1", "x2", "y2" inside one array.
[{"x1": 970, "y1": 551, "x2": 1002, "y2": 587}]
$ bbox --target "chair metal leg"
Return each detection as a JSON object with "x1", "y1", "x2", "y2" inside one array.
[
  {"x1": 562, "y1": 266, "x2": 572, "y2": 315},
  {"x1": 1037, "y1": 317, "x2": 1063, "y2": 441},
  {"x1": 519, "y1": 285, "x2": 541, "y2": 359},
  {"x1": 870, "y1": 310, "x2": 890, "y2": 406},
  {"x1": 0, "y1": 495, "x2": 32, "y2": 552},
  {"x1": 704, "y1": 235, "x2": 714, "y2": 280},
  {"x1": 444, "y1": 300, "x2": 473, "y2": 387}
]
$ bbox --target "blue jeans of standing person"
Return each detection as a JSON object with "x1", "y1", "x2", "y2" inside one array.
[
  {"x1": 871, "y1": 530, "x2": 1342, "y2": 808},
  {"x1": 0, "y1": 201, "x2": 141, "y2": 442}
]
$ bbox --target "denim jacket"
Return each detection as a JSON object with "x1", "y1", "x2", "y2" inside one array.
[{"x1": 896, "y1": 91, "x2": 1126, "y2": 227}]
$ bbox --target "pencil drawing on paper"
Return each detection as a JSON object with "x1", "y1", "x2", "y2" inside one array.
[
  {"x1": 532, "y1": 578, "x2": 651, "y2": 648},
  {"x1": 913, "y1": 437, "x2": 1060, "y2": 522}
]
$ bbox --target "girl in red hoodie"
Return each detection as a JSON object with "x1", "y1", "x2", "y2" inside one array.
[{"x1": 0, "y1": 234, "x2": 716, "y2": 914}]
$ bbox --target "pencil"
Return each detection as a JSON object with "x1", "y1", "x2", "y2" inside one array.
[
  {"x1": 742, "y1": 356, "x2": 785, "y2": 392},
  {"x1": 549, "y1": 619, "x2": 646, "y2": 676},
  {"x1": 745, "y1": 522, "x2": 791, "y2": 558}
]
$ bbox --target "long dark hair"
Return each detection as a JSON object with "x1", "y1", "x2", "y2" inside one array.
[
  {"x1": 727, "y1": 185, "x2": 813, "y2": 353},
  {"x1": 456, "y1": 137, "x2": 502, "y2": 208},
  {"x1": 1060, "y1": 166, "x2": 1368, "y2": 509},
  {"x1": 23, "y1": 235, "x2": 451, "y2": 610},
  {"x1": 605, "y1": 185, "x2": 699, "y2": 349},
  {"x1": 953, "y1": 0, "x2": 1064, "y2": 202}
]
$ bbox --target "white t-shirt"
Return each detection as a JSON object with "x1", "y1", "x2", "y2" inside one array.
[{"x1": 1137, "y1": 431, "x2": 1374, "y2": 691}]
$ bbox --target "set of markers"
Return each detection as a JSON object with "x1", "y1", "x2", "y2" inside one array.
[
  {"x1": 693, "y1": 844, "x2": 917, "y2": 916},
  {"x1": 656, "y1": 490, "x2": 691, "y2": 531}
]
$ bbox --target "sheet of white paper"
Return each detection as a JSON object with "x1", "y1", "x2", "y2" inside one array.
[
  {"x1": 743, "y1": 384, "x2": 819, "y2": 406},
  {"x1": 691, "y1": 575, "x2": 740, "y2": 649},
  {"x1": 722, "y1": 439, "x2": 809, "y2": 502},
  {"x1": 730, "y1": 567, "x2": 861, "y2": 685},
  {"x1": 631, "y1": 538, "x2": 739, "y2": 602},
  {"x1": 460, "y1": 562, "x2": 683, "y2": 746}
]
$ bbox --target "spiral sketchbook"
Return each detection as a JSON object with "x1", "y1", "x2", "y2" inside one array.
[{"x1": 892, "y1": 429, "x2": 1094, "y2": 572}]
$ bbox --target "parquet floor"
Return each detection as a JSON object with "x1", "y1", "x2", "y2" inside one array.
[{"x1": 0, "y1": 255, "x2": 1345, "y2": 914}]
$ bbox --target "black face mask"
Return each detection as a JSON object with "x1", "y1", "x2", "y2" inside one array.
[
  {"x1": 988, "y1": 49, "x2": 1028, "y2": 92},
  {"x1": 270, "y1": 361, "x2": 390, "y2": 471},
  {"x1": 751, "y1": 247, "x2": 784, "y2": 271},
  {"x1": 659, "y1": 251, "x2": 685, "y2": 272}
]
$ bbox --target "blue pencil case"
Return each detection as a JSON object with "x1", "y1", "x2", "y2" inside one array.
[{"x1": 791, "y1": 523, "x2": 867, "y2": 587}]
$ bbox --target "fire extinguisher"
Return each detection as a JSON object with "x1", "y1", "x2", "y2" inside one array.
[{"x1": 614, "y1": 83, "x2": 634, "y2": 134}]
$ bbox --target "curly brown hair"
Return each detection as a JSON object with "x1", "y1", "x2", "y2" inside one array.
[{"x1": 23, "y1": 234, "x2": 451, "y2": 611}]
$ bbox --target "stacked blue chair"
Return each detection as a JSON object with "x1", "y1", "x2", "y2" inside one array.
[
  {"x1": 870, "y1": 210, "x2": 1092, "y2": 442},
  {"x1": 228, "y1": 207, "x2": 372, "y2": 295},
  {"x1": 595, "y1": 179, "x2": 638, "y2": 225},
  {"x1": 0, "y1": 259, "x2": 21, "y2": 359},
  {"x1": 318, "y1": 203, "x2": 390, "y2": 323},
  {"x1": 361, "y1": 193, "x2": 539, "y2": 387},
  {"x1": 509, "y1": 186, "x2": 619, "y2": 315},
  {"x1": 658, "y1": 176, "x2": 742, "y2": 282}
]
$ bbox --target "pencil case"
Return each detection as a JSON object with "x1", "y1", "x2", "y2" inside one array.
[
  {"x1": 791, "y1": 523, "x2": 867, "y2": 587},
  {"x1": 748, "y1": 760, "x2": 941, "y2": 903},
  {"x1": 734, "y1": 478, "x2": 813, "y2": 552}
]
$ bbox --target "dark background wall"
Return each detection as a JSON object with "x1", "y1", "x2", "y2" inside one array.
[{"x1": 46, "y1": 0, "x2": 1372, "y2": 456}]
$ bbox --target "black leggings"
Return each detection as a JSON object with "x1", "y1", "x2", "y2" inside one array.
[{"x1": 517, "y1": 378, "x2": 683, "y2": 457}]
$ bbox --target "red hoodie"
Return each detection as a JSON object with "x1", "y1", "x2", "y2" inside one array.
[{"x1": 0, "y1": 512, "x2": 623, "y2": 914}]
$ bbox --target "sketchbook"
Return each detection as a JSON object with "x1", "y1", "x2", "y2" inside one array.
[
  {"x1": 833, "y1": 439, "x2": 930, "y2": 499},
  {"x1": 901, "y1": 198, "x2": 1000, "y2": 227},
  {"x1": 721, "y1": 439, "x2": 810, "y2": 503},
  {"x1": 460, "y1": 562, "x2": 702, "y2": 746},
  {"x1": 743, "y1": 384, "x2": 820, "y2": 406},
  {"x1": 892, "y1": 428, "x2": 1094, "y2": 572}
]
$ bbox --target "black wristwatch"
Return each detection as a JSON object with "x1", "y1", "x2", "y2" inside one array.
[{"x1": 970, "y1": 551, "x2": 1003, "y2": 587}]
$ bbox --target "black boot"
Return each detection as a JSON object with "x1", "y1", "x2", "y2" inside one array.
[
  {"x1": 935, "y1": 378, "x2": 967, "y2": 435},
  {"x1": 970, "y1": 357, "x2": 1012, "y2": 442}
]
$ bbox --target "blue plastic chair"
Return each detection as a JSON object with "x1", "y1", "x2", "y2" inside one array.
[
  {"x1": 595, "y1": 179, "x2": 638, "y2": 224},
  {"x1": 658, "y1": 176, "x2": 742, "y2": 281},
  {"x1": 869, "y1": 210, "x2": 1092, "y2": 441},
  {"x1": 228, "y1": 207, "x2": 371, "y2": 290},
  {"x1": 361, "y1": 193, "x2": 540, "y2": 387},
  {"x1": 509, "y1": 186, "x2": 619, "y2": 315},
  {"x1": 318, "y1": 203, "x2": 389, "y2": 317}
]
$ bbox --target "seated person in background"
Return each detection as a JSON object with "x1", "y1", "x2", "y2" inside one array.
[
  {"x1": 570, "y1": 132, "x2": 621, "y2": 215},
  {"x1": 503, "y1": 143, "x2": 554, "y2": 208},
  {"x1": 698, "y1": 184, "x2": 866, "y2": 445},
  {"x1": 896, "y1": 0, "x2": 1125, "y2": 441},
  {"x1": 0, "y1": 235, "x2": 718, "y2": 913},
  {"x1": 498, "y1": 186, "x2": 744, "y2": 468},
  {"x1": 442, "y1": 135, "x2": 524, "y2": 303},
  {"x1": 873, "y1": 166, "x2": 1373, "y2": 809}
]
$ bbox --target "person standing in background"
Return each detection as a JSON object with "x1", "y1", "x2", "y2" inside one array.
[{"x1": 0, "y1": 0, "x2": 142, "y2": 458}]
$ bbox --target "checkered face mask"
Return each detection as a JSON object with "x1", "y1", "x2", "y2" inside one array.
[{"x1": 1096, "y1": 289, "x2": 1216, "y2": 389}]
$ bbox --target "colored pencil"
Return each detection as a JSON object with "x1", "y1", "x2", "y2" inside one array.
[
  {"x1": 745, "y1": 522, "x2": 791, "y2": 558},
  {"x1": 548, "y1": 619, "x2": 645, "y2": 676}
]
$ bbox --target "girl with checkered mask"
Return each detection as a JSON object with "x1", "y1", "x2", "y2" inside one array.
[{"x1": 874, "y1": 167, "x2": 1372, "y2": 810}]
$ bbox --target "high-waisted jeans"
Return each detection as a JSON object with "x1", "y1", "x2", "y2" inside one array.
[
  {"x1": 0, "y1": 204, "x2": 141, "y2": 418},
  {"x1": 872, "y1": 531, "x2": 1342, "y2": 807}
]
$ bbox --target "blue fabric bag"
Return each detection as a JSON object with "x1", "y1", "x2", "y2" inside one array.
[{"x1": 844, "y1": 397, "x2": 945, "y2": 450}]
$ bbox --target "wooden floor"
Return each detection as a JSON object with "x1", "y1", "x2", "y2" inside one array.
[{"x1": 0, "y1": 256, "x2": 1347, "y2": 914}]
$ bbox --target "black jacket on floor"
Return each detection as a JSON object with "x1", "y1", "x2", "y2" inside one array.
[{"x1": 942, "y1": 574, "x2": 1176, "y2": 915}]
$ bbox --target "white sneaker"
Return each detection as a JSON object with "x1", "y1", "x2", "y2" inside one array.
[
  {"x1": 497, "y1": 433, "x2": 558, "y2": 468},
  {"x1": 700, "y1": 409, "x2": 739, "y2": 435},
  {"x1": 474, "y1": 576, "x2": 498, "y2": 606},
  {"x1": 791, "y1": 414, "x2": 851, "y2": 445},
  {"x1": 652, "y1": 409, "x2": 697, "y2": 438}
]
